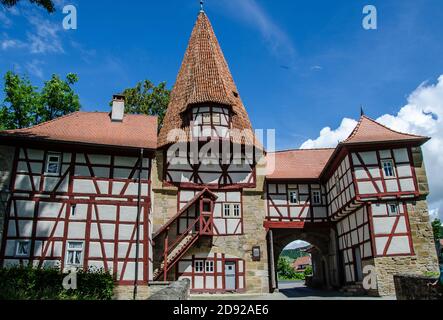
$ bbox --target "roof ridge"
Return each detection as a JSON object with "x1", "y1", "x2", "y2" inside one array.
[
  {"x1": 361, "y1": 115, "x2": 427, "y2": 139},
  {"x1": 6, "y1": 111, "x2": 81, "y2": 133},
  {"x1": 343, "y1": 115, "x2": 364, "y2": 143},
  {"x1": 270, "y1": 148, "x2": 336, "y2": 154}
]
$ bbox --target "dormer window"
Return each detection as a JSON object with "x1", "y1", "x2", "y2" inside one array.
[{"x1": 191, "y1": 105, "x2": 231, "y2": 139}]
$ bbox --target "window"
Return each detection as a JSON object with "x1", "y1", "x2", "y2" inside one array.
[
  {"x1": 382, "y1": 159, "x2": 395, "y2": 177},
  {"x1": 223, "y1": 203, "x2": 231, "y2": 217},
  {"x1": 195, "y1": 260, "x2": 204, "y2": 273},
  {"x1": 288, "y1": 190, "x2": 298, "y2": 204},
  {"x1": 205, "y1": 261, "x2": 214, "y2": 273},
  {"x1": 212, "y1": 113, "x2": 221, "y2": 125},
  {"x1": 66, "y1": 241, "x2": 83, "y2": 266},
  {"x1": 202, "y1": 113, "x2": 211, "y2": 125},
  {"x1": 388, "y1": 203, "x2": 399, "y2": 216},
  {"x1": 202, "y1": 201, "x2": 211, "y2": 213},
  {"x1": 233, "y1": 204, "x2": 241, "y2": 217},
  {"x1": 15, "y1": 240, "x2": 30, "y2": 257},
  {"x1": 312, "y1": 191, "x2": 321, "y2": 205},
  {"x1": 45, "y1": 152, "x2": 61, "y2": 175}
]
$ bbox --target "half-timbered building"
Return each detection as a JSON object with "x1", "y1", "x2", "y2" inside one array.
[
  {"x1": 0, "y1": 97, "x2": 157, "y2": 292},
  {"x1": 0, "y1": 8, "x2": 439, "y2": 298}
]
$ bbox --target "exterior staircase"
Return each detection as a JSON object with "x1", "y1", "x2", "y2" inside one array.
[
  {"x1": 153, "y1": 231, "x2": 199, "y2": 280},
  {"x1": 152, "y1": 188, "x2": 218, "y2": 281}
]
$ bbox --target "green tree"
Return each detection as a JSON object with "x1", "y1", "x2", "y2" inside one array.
[
  {"x1": 114, "y1": 80, "x2": 170, "y2": 130},
  {"x1": 304, "y1": 265, "x2": 313, "y2": 277},
  {"x1": 0, "y1": 71, "x2": 41, "y2": 129},
  {"x1": 277, "y1": 256, "x2": 297, "y2": 280},
  {"x1": 432, "y1": 218, "x2": 442, "y2": 242},
  {"x1": 39, "y1": 73, "x2": 80, "y2": 122},
  {"x1": 1, "y1": 0, "x2": 55, "y2": 12}
]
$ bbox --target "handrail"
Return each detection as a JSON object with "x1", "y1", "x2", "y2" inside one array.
[{"x1": 167, "y1": 217, "x2": 200, "y2": 255}]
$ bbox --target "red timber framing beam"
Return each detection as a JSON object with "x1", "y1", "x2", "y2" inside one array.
[
  {"x1": 163, "y1": 140, "x2": 257, "y2": 189},
  {"x1": 265, "y1": 181, "x2": 327, "y2": 223}
]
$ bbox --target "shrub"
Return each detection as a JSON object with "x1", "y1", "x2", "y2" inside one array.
[{"x1": 0, "y1": 266, "x2": 114, "y2": 300}]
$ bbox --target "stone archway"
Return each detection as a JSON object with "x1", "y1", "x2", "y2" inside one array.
[{"x1": 268, "y1": 225, "x2": 340, "y2": 292}]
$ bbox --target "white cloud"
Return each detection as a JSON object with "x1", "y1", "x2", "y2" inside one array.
[
  {"x1": 25, "y1": 59, "x2": 45, "y2": 78},
  {"x1": 300, "y1": 118, "x2": 358, "y2": 149},
  {"x1": 216, "y1": 0, "x2": 295, "y2": 63},
  {"x1": 300, "y1": 75, "x2": 443, "y2": 221},
  {"x1": 26, "y1": 15, "x2": 64, "y2": 54}
]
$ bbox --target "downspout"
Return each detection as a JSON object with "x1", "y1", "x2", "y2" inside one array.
[{"x1": 133, "y1": 148, "x2": 144, "y2": 300}]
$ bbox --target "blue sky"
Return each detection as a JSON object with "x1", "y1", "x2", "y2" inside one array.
[{"x1": 2, "y1": 1, "x2": 443, "y2": 219}]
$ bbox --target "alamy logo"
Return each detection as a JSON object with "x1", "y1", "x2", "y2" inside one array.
[
  {"x1": 362, "y1": 5, "x2": 377, "y2": 30},
  {"x1": 63, "y1": 5, "x2": 78, "y2": 30},
  {"x1": 362, "y1": 265, "x2": 377, "y2": 290},
  {"x1": 62, "y1": 269, "x2": 78, "y2": 290}
]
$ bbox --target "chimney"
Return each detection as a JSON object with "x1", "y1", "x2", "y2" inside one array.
[{"x1": 111, "y1": 94, "x2": 125, "y2": 122}]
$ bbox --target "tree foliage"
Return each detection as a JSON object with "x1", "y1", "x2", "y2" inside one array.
[
  {"x1": 114, "y1": 80, "x2": 170, "y2": 130},
  {"x1": 432, "y1": 219, "x2": 442, "y2": 242},
  {"x1": 0, "y1": 71, "x2": 41, "y2": 129},
  {"x1": 0, "y1": 71, "x2": 80, "y2": 130},
  {"x1": 1, "y1": 0, "x2": 55, "y2": 12},
  {"x1": 39, "y1": 73, "x2": 80, "y2": 122}
]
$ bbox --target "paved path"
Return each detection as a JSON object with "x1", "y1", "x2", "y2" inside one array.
[{"x1": 191, "y1": 281, "x2": 396, "y2": 300}]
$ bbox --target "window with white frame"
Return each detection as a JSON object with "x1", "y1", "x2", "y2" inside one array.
[
  {"x1": 388, "y1": 203, "x2": 399, "y2": 216},
  {"x1": 212, "y1": 113, "x2": 221, "y2": 125},
  {"x1": 195, "y1": 260, "x2": 204, "y2": 273},
  {"x1": 223, "y1": 203, "x2": 241, "y2": 218},
  {"x1": 205, "y1": 261, "x2": 214, "y2": 273},
  {"x1": 202, "y1": 113, "x2": 211, "y2": 125},
  {"x1": 45, "y1": 152, "x2": 62, "y2": 175},
  {"x1": 382, "y1": 159, "x2": 395, "y2": 177},
  {"x1": 15, "y1": 240, "x2": 30, "y2": 257},
  {"x1": 312, "y1": 190, "x2": 321, "y2": 205},
  {"x1": 65, "y1": 241, "x2": 84, "y2": 266},
  {"x1": 223, "y1": 203, "x2": 231, "y2": 217},
  {"x1": 233, "y1": 204, "x2": 241, "y2": 217},
  {"x1": 288, "y1": 189, "x2": 298, "y2": 204}
]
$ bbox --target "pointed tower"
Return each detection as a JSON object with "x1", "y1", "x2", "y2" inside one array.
[
  {"x1": 151, "y1": 11, "x2": 269, "y2": 293},
  {"x1": 158, "y1": 11, "x2": 254, "y2": 148}
]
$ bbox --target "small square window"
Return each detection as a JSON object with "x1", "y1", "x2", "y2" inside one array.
[
  {"x1": 382, "y1": 159, "x2": 395, "y2": 177},
  {"x1": 195, "y1": 260, "x2": 204, "y2": 273},
  {"x1": 205, "y1": 261, "x2": 214, "y2": 273},
  {"x1": 66, "y1": 241, "x2": 83, "y2": 266},
  {"x1": 388, "y1": 203, "x2": 399, "y2": 216},
  {"x1": 15, "y1": 240, "x2": 30, "y2": 257},
  {"x1": 45, "y1": 152, "x2": 61, "y2": 175},
  {"x1": 223, "y1": 204, "x2": 231, "y2": 217},
  {"x1": 288, "y1": 190, "x2": 298, "y2": 204},
  {"x1": 312, "y1": 191, "x2": 321, "y2": 205}
]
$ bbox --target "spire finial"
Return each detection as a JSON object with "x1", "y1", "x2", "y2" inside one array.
[
  {"x1": 200, "y1": 0, "x2": 204, "y2": 12},
  {"x1": 360, "y1": 105, "x2": 365, "y2": 117}
]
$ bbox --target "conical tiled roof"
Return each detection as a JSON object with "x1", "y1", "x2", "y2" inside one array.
[
  {"x1": 343, "y1": 115, "x2": 429, "y2": 145},
  {"x1": 158, "y1": 12, "x2": 254, "y2": 148}
]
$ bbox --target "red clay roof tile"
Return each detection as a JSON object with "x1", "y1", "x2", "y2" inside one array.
[
  {"x1": 0, "y1": 112, "x2": 158, "y2": 150},
  {"x1": 158, "y1": 12, "x2": 255, "y2": 148},
  {"x1": 343, "y1": 115, "x2": 428, "y2": 145},
  {"x1": 266, "y1": 149, "x2": 335, "y2": 180}
]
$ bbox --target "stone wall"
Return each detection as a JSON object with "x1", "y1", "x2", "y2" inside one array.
[
  {"x1": 148, "y1": 279, "x2": 191, "y2": 300},
  {"x1": 394, "y1": 274, "x2": 442, "y2": 300},
  {"x1": 113, "y1": 285, "x2": 151, "y2": 300},
  {"x1": 0, "y1": 145, "x2": 14, "y2": 252}
]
